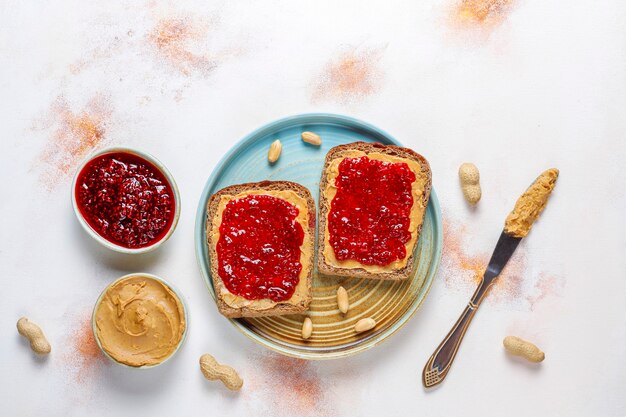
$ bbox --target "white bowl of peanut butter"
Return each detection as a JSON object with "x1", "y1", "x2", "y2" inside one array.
[{"x1": 92, "y1": 273, "x2": 187, "y2": 368}]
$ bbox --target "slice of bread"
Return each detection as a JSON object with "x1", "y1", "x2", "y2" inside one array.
[
  {"x1": 206, "y1": 181, "x2": 315, "y2": 318},
  {"x1": 317, "y1": 142, "x2": 432, "y2": 280}
]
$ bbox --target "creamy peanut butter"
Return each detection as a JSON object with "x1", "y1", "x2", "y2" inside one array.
[
  {"x1": 504, "y1": 168, "x2": 559, "y2": 238},
  {"x1": 210, "y1": 190, "x2": 312, "y2": 310},
  {"x1": 94, "y1": 275, "x2": 186, "y2": 367},
  {"x1": 323, "y1": 151, "x2": 428, "y2": 272}
]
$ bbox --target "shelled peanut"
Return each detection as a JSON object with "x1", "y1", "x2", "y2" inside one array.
[
  {"x1": 354, "y1": 318, "x2": 376, "y2": 333},
  {"x1": 301, "y1": 132, "x2": 321, "y2": 146},
  {"x1": 268, "y1": 140, "x2": 282, "y2": 163},
  {"x1": 337, "y1": 286, "x2": 349, "y2": 314},
  {"x1": 301, "y1": 317, "x2": 313, "y2": 340}
]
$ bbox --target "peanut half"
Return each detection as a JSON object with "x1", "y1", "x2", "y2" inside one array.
[
  {"x1": 354, "y1": 318, "x2": 376, "y2": 333},
  {"x1": 301, "y1": 131, "x2": 321, "y2": 146},
  {"x1": 301, "y1": 317, "x2": 313, "y2": 340},
  {"x1": 17, "y1": 317, "x2": 51, "y2": 355},
  {"x1": 459, "y1": 163, "x2": 481, "y2": 204},
  {"x1": 268, "y1": 139, "x2": 282, "y2": 163},
  {"x1": 200, "y1": 354, "x2": 244, "y2": 391},
  {"x1": 337, "y1": 286, "x2": 349, "y2": 314},
  {"x1": 503, "y1": 336, "x2": 545, "y2": 363}
]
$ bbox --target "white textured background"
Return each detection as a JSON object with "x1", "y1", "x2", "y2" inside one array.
[{"x1": 1, "y1": 0, "x2": 625, "y2": 416}]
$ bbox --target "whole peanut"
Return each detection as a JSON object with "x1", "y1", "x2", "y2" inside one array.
[
  {"x1": 199, "y1": 354, "x2": 243, "y2": 391},
  {"x1": 354, "y1": 318, "x2": 376, "y2": 333},
  {"x1": 337, "y1": 286, "x2": 349, "y2": 314},
  {"x1": 17, "y1": 317, "x2": 51, "y2": 355},
  {"x1": 268, "y1": 139, "x2": 282, "y2": 163},
  {"x1": 458, "y1": 163, "x2": 481, "y2": 204},
  {"x1": 301, "y1": 317, "x2": 313, "y2": 340},
  {"x1": 503, "y1": 336, "x2": 545, "y2": 363},
  {"x1": 301, "y1": 131, "x2": 322, "y2": 146}
]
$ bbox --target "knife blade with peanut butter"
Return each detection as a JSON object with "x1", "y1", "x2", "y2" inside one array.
[{"x1": 422, "y1": 169, "x2": 559, "y2": 388}]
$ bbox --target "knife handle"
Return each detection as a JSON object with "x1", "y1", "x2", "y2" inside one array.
[{"x1": 422, "y1": 277, "x2": 494, "y2": 388}]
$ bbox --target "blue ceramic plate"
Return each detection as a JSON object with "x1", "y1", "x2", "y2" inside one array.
[{"x1": 195, "y1": 114, "x2": 442, "y2": 359}]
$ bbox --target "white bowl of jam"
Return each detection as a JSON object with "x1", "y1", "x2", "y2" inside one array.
[{"x1": 72, "y1": 147, "x2": 181, "y2": 254}]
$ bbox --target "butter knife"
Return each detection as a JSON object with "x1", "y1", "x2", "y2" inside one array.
[{"x1": 422, "y1": 168, "x2": 558, "y2": 388}]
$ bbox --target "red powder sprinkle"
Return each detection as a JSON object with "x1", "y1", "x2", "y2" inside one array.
[
  {"x1": 312, "y1": 48, "x2": 384, "y2": 104},
  {"x1": 526, "y1": 272, "x2": 565, "y2": 311},
  {"x1": 245, "y1": 354, "x2": 333, "y2": 417},
  {"x1": 450, "y1": 0, "x2": 515, "y2": 31},
  {"x1": 441, "y1": 218, "x2": 487, "y2": 287},
  {"x1": 35, "y1": 94, "x2": 112, "y2": 189},
  {"x1": 148, "y1": 16, "x2": 218, "y2": 76},
  {"x1": 441, "y1": 217, "x2": 525, "y2": 305},
  {"x1": 69, "y1": 41, "x2": 120, "y2": 76},
  {"x1": 64, "y1": 313, "x2": 107, "y2": 383}
]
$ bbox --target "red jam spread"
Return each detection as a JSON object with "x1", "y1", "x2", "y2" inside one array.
[
  {"x1": 75, "y1": 152, "x2": 175, "y2": 248},
  {"x1": 216, "y1": 195, "x2": 304, "y2": 302},
  {"x1": 328, "y1": 156, "x2": 416, "y2": 266}
]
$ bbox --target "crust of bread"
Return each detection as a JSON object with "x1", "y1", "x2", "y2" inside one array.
[
  {"x1": 317, "y1": 142, "x2": 432, "y2": 280},
  {"x1": 206, "y1": 181, "x2": 315, "y2": 318}
]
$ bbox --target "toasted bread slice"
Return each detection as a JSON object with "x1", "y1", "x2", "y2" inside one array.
[
  {"x1": 317, "y1": 142, "x2": 432, "y2": 280},
  {"x1": 207, "y1": 181, "x2": 315, "y2": 318}
]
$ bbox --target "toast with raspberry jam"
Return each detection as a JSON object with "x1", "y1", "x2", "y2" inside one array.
[
  {"x1": 317, "y1": 142, "x2": 431, "y2": 280},
  {"x1": 207, "y1": 181, "x2": 315, "y2": 318}
]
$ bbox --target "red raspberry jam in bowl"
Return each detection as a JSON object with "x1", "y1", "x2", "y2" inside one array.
[{"x1": 72, "y1": 147, "x2": 180, "y2": 253}]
